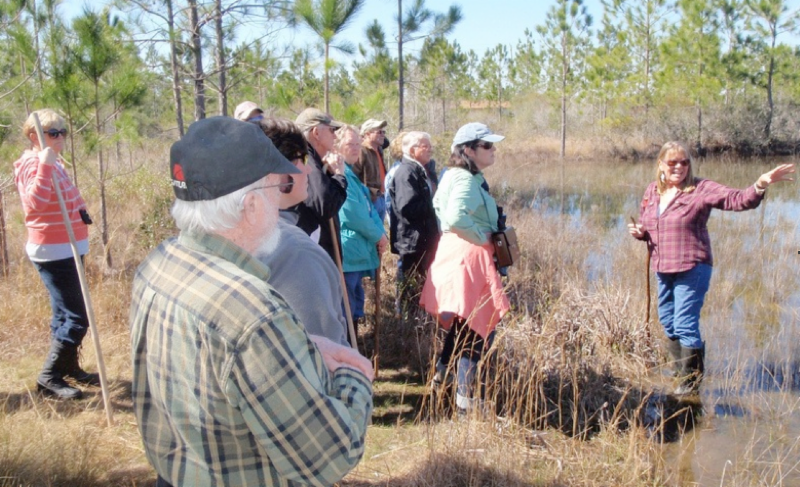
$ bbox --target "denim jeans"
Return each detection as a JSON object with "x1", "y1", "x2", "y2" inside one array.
[
  {"x1": 32, "y1": 256, "x2": 89, "y2": 346},
  {"x1": 374, "y1": 195, "x2": 386, "y2": 224},
  {"x1": 656, "y1": 263, "x2": 712, "y2": 349},
  {"x1": 343, "y1": 270, "x2": 367, "y2": 322}
]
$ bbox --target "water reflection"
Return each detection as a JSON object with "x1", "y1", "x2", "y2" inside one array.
[{"x1": 497, "y1": 156, "x2": 800, "y2": 484}]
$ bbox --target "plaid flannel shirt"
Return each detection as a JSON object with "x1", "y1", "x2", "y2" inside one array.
[
  {"x1": 130, "y1": 231, "x2": 373, "y2": 486},
  {"x1": 638, "y1": 179, "x2": 764, "y2": 274}
]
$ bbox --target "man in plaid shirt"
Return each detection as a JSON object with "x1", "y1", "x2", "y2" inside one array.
[{"x1": 130, "y1": 117, "x2": 374, "y2": 486}]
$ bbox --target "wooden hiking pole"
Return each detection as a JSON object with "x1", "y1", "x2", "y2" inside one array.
[
  {"x1": 33, "y1": 114, "x2": 113, "y2": 426},
  {"x1": 373, "y1": 261, "x2": 381, "y2": 378},
  {"x1": 328, "y1": 218, "x2": 359, "y2": 350},
  {"x1": 631, "y1": 217, "x2": 652, "y2": 341}
]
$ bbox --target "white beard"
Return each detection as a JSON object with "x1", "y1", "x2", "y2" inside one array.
[{"x1": 255, "y1": 224, "x2": 282, "y2": 257}]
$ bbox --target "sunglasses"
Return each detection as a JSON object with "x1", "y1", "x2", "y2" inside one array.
[
  {"x1": 476, "y1": 141, "x2": 493, "y2": 150},
  {"x1": 45, "y1": 128, "x2": 68, "y2": 138},
  {"x1": 293, "y1": 154, "x2": 308, "y2": 166},
  {"x1": 238, "y1": 181, "x2": 295, "y2": 208},
  {"x1": 663, "y1": 158, "x2": 690, "y2": 167}
]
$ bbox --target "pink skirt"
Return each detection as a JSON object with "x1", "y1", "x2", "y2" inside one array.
[{"x1": 420, "y1": 232, "x2": 510, "y2": 339}]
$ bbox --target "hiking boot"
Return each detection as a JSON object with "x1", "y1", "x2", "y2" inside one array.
[
  {"x1": 665, "y1": 337, "x2": 681, "y2": 377},
  {"x1": 37, "y1": 340, "x2": 82, "y2": 400},
  {"x1": 62, "y1": 344, "x2": 100, "y2": 386},
  {"x1": 674, "y1": 344, "x2": 705, "y2": 396},
  {"x1": 431, "y1": 359, "x2": 454, "y2": 389}
]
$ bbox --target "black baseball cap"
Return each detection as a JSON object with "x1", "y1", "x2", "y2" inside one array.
[{"x1": 170, "y1": 117, "x2": 300, "y2": 201}]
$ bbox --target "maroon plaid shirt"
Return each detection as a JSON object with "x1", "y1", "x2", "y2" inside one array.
[{"x1": 637, "y1": 179, "x2": 764, "y2": 273}]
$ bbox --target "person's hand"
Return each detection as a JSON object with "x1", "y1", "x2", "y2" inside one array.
[
  {"x1": 323, "y1": 153, "x2": 345, "y2": 176},
  {"x1": 756, "y1": 164, "x2": 795, "y2": 189},
  {"x1": 376, "y1": 235, "x2": 388, "y2": 255},
  {"x1": 309, "y1": 334, "x2": 374, "y2": 382},
  {"x1": 627, "y1": 222, "x2": 645, "y2": 239},
  {"x1": 38, "y1": 147, "x2": 57, "y2": 167}
]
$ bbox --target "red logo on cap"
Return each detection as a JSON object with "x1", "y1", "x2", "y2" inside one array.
[{"x1": 173, "y1": 164, "x2": 185, "y2": 181}]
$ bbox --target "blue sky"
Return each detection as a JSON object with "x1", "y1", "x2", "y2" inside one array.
[
  {"x1": 60, "y1": 0, "x2": 602, "y2": 60},
  {"x1": 292, "y1": 0, "x2": 602, "y2": 59}
]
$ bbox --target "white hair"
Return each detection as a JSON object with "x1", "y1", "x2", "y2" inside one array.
[
  {"x1": 171, "y1": 177, "x2": 266, "y2": 233},
  {"x1": 402, "y1": 131, "x2": 431, "y2": 158}
]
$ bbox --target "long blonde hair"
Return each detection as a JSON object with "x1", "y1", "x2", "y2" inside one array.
[{"x1": 655, "y1": 141, "x2": 697, "y2": 194}]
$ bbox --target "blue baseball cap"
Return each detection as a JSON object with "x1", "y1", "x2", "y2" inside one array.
[{"x1": 451, "y1": 122, "x2": 505, "y2": 152}]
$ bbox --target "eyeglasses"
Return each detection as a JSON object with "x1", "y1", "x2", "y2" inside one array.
[
  {"x1": 239, "y1": 182, "x2": 294, "y2": 208},
  {"x1": 477, "y1": 141, "x2": 493, "y2": 150},
  {"x1": 663, "y1": 158, "x2": 690, "y2": 167},
  {"x1": 45, "y1": 128, "x2": 68, "y2": 139}
]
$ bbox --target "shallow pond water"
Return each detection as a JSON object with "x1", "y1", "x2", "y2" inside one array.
[{"x1": 493, "y1": 154, "x2": 800, "y2": 485}]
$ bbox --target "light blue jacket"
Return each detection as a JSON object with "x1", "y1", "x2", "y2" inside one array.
[
  {"x1": 339, "y1": 165, "x2": 385, "y2": 273},
  {"x1": 433, "y1": 167, "x2": 499, "y2": 245}
]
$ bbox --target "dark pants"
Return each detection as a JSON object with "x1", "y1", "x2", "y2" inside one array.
[
  {"x1": 440, "y1": 318, "x2": 493, "y2": 401},
  {"x1": 396, "y1": 249, "x2": 433, "y2": 315},
  {"x1": 32, "y1": 257, "x2": 89, "y2": 346}
]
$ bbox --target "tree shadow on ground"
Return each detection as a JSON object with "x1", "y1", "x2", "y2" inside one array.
[
  {"x1": 342, "y1": 452, "x2": 565, "y2": 487},
  {"x1": 0, "y1": 378, "x2": 134, "y2": 417},
  {"x1": 371, "y1": 367, "x2": 424, "y2": 427}
]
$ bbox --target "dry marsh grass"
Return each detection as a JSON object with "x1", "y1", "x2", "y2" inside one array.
[{"x1": 0, "y1": 142, "x2": 798, "y2": 485}]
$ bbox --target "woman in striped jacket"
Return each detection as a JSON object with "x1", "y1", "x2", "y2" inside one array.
[{"x1": 14, "y1": 109, "x2": 98, "y2": 400}]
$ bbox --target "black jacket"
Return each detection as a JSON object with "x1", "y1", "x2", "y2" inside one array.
[
  {"x1": 293, "y1": 144, "x2": 348, "y2": 263},
  {"x1": 387, "y1": 157, "x2": 439, "y2": 257}
]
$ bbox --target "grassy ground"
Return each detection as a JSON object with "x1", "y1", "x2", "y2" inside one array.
[{"x1": 0, "y1": 143, "x2": 797, "y2": 486}]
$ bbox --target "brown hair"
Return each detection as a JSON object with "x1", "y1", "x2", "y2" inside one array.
[
  {"x1": 256, "y1": 118, "x2": 308, "y2": 162},
  {"x1": 448, "y1": 140, "x2": 482, "y2": 175},
  {"x1": 655, "y1": 140, "x2": 697, "y2": 194}
]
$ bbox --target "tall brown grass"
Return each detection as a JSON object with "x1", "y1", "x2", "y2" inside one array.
[{"x1": 0, "y1": 141, "x2": 798, "y2": 485}]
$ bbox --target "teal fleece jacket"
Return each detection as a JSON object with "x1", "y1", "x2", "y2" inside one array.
[
  {"x1": 339, "y1": 165, "x2": 385, "y2": 273},
  {"x1": 433, "y1": 167, "x2": 499, "y2": 245}
]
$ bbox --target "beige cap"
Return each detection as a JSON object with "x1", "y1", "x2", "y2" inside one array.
[
  {"x1": 360, "y1": 118, "x2": 387, "y2": 135},
  {"x1": 234, "y1": 101, "x2": 263, "y2": 121},
  {"x1": 295, "y1": 108, "x2": 343, "y2": 131}
]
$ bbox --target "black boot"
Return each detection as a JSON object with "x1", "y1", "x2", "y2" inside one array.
[
  {"x1": 675, "y1": 344, "x2": 705, "y2": 395},
  {"x1": 665, "y1": 337, "x2": 682, "y2": 376},
  {"x1": 37, "y1": 340, "x2": 82, "y2": 399},
  {"x1": 62, "y1": 344, "x2": 100, "y2": 386}
]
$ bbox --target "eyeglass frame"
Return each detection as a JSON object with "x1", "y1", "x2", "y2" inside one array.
[
  {"x1": 238, "y1": 181, "x2": 294, "y2": 209},
  {"x1": 662, "y1": 158, "x2": 690, "y2": 167},
  {"x1": 45, "y1": 128, "x2": 68, "y2": 139}
]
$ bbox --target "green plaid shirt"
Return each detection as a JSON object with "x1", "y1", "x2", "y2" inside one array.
[{"x1": 130, "y1": 231, "x2": 372, "y2": 486}]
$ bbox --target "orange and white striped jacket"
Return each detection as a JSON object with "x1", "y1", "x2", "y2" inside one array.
[{"x1": 13, "y1": 150, "x2": 88, "y2": 246}]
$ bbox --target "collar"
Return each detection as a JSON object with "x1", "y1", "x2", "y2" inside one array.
[{"x1": 178, "y1": 230, "x2": 271, "y2": 282}]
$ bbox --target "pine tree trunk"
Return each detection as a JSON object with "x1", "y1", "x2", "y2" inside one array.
[
  {"x1": 167, "y1": 0, "x2": 184, "y2": 136},
  {"x1": 189, "y1": 0, "x2": 205, "y2": 121},
  {"x1": 215, "y1": 0, "x2": 228, "y2": 116}
]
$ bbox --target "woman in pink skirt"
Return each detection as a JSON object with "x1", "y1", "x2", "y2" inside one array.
[{"x1": 420, "y1": 123, "x2": 510, "y2": 415}]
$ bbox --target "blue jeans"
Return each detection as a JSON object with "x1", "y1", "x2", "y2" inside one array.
[
  {"x1": 343, "y1": 271, "x2": 367, "y2": 322},
  {"x1": 32, "y1": 257, "x2": 89, "y2": 346},
  {"x1": 374, "y1": 195, "x2": 386, "y2": 224},
  {"x1": 656, "y1": 263, "x2": 712, "y2": 349}
]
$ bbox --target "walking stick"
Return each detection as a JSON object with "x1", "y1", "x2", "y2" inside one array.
[
  {"x1": 33, "y1": 115, "x2": 113, "y2": 426},
  {"x1": 373, "y1": 261, "x2": 381, "y2": 378},
  {"x1": 631, "y1": 217, "x2": 651, "y2": 342},
  {"x1": 328, "y1": 218, "x2": 359, "y2": 350}
]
